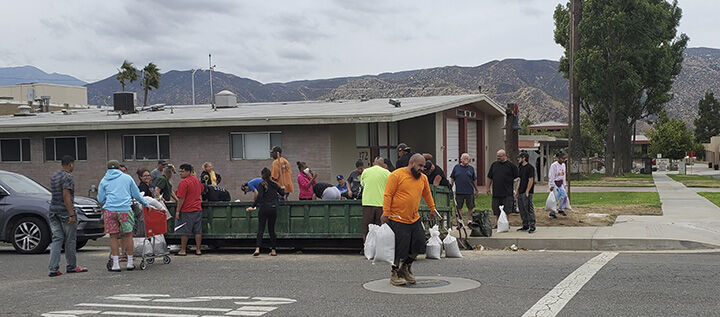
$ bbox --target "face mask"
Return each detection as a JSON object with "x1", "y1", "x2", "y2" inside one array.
[{"x1": 304, "y1": 168, "x2": 310, "y2": 174}]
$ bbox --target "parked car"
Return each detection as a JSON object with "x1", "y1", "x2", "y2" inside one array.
[{"x1": 0, "y1": 170, "x2": 105, "y2": 254}]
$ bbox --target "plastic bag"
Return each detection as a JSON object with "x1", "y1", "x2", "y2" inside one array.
[
  {"x1": 425, "y1": 225, "x2": 442, "y2": 259},
  {"x1": 145, "y1": 197, "x2": 172, "y2": 219},
  {"x1": 364, "y1": 224, "x2": 379, "y2": 260},
  {"x1": 151, "y1": 235, "x2": 167, "y2": 255},
  {"x1": 442, "y1": 227, "x2": 463, "y2": 258},
  {"x1": 545, "y1": 189, "x2": 557, "y2": 213},
  {"x1": 497, "y1": 207, "x2": 510, "y2": 233},
  {"x1": 373, "y1": 223, "x2": 395, "y2": 265},
  {"x1": 556, "y1": 186, "x2": 572, "y2": 211},
  {"x1": 133, "y1": 237, "x2": 153, "y2": 257}
]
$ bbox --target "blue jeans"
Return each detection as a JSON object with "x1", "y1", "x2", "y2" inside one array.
[{"x1": 48, "y1": 214, "x2": 77, "y2": 273}]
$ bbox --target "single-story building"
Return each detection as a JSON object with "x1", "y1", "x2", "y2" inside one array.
[
  {"x1": 632, "y1": 134, "x2": 650, "y2": 158},
  {"x1": 0, "y1": 93, "x2": 506, "y2": 199},
  {"x1": 0, "y1": 83, "x2": 87, "y2": 106},
  {"x1": 705, "y1": 136, "x2": 720, "y2": 170},
  {"x1": 528, "y1": 120, "x2": 567, "y2": 132}
]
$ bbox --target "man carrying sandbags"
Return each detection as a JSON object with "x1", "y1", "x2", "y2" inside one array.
[{"x1": 382, "y1": 154, "x2": 438, "y2": 286}]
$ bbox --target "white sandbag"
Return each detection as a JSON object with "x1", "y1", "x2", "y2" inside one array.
[
  {"x1": 373, "y1": 223, "x2": 395, "y2": 265},
  {"x1": 364, "y1": 224, "x2": 379, "y2": 260},
  {"x1": 545, "y1": 189, "x2": 557, "y2": 213},
  {"x1": 497, "y1": 207, "x2": 510, "y2": 233},
  {"x1": 133, "y1": 237, "x2": 153, "y2": 257},
  {"x1": 425, "y1": 224, "x2": 442, "y2": 259},
  {"x1": 442, "y1": 227, "x2": 463, "y2": 258}
]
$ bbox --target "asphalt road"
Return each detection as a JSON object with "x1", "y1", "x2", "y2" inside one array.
[{"x1": 1, "y1": 244, "x2": 719, "y2": 316}]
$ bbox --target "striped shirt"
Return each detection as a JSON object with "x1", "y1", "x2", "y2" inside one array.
[{"x1": 49, "y1": 170, "x2": 74, "y2": 215}]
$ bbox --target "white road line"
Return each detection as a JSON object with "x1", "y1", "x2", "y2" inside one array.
[
  {"x1": 522, "y1": 252, "x2": 618, "y2": 317},
  {"x1": 75, "y1": 303, "x2": 231, "y2": 312},
  {"x1": 100, "y1": 311, "x2": 197, "y2": 317},
  {"x1": 237, "y1": 307, "x2": 277, "y2": 312},
  {"x1": 42, "y1": 310, "x2": 101, "y2": 317},
  {"x1": 223, "y1": 312, "x2": 266, "y2": 317}
]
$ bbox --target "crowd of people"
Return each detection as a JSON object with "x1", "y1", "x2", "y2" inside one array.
[{"x1": 45, "y1": 141, "x2": 566, "y2": 286}]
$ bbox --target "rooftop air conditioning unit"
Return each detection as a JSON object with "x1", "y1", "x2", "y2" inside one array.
[{"x1": 113, "y1": 92, "x2": 136, "y2": 113}]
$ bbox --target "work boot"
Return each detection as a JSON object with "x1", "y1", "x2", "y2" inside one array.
[
  {"x1": 390, "y1": 266, "x2": 407, "y2": 286},
  {"x1": 399, "y1": 262, "x2": 416, "y2": 284}
]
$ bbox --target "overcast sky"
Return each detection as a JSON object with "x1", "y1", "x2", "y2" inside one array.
[{"x1": 1, "y1": 0, "x2": 718, "y2": 83}]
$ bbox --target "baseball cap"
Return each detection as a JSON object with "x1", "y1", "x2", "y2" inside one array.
[
  {"x1": 158, "y1": 159, "x2": 168, "y2": 165},
  {"x1": 107, "y1": 160, "x2": 121, "y2": 170},
  {"x1": 397, "y1": 143, "x2": 411, "y2": 152},
  {"x1": 271, "y1": 146, "x2": 282, "y2": 154},
  {"x1": 518, "y1": 152, "x2": 529, "y2": 160},
  {"x1": 336, "y1": 174, "x2": 344, "y2": 180}
]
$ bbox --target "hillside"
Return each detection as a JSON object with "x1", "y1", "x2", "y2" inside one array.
[
  {"x1": 0, "y1": 66, "x2": 86, "y2": 86},
  {"x1": 85, "y1": 47, "x2": 720, "y2": 125}
]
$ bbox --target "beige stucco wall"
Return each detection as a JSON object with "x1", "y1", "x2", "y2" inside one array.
[
  {"x1": 484, "y1": 112, "x2": 505, "y2": 181},
  {"x1": 329, "y1": 124, "x2": 359, "y2": 181},
  {"x1": 0, "y1": 84, "x2": 87, "y2": 105}
]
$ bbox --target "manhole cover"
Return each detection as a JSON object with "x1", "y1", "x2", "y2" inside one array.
[{"x1": 363, "y1": 276, "x2": 481, "y2": 294}]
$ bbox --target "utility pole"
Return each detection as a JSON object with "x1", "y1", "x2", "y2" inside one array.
[
  {"x1": 191, "y1": 68, "x2": 199, "y2": 105},
  {"x1": 209, "y1": 54, "x2": 215, "y2": 109},
  {"x1": 568, "y1": 0, "x2": 582, "y2": 195}
]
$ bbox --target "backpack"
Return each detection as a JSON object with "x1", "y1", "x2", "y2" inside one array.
[{"x1": 204, "y1": 185, "x2": 231, "y2": 201}]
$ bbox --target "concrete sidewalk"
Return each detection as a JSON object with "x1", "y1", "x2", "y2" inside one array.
[{"x1": 469, "y1": 172, "x2": 720, "y2": 251}]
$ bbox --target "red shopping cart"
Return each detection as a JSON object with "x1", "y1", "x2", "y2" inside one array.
[{"x1": 106, "y1": 206, "x2": 171, "y2": 271}]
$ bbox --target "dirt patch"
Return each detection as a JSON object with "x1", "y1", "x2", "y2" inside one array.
[{"x1": 494, "y1": 205, "x2": 662, "y2": 227}]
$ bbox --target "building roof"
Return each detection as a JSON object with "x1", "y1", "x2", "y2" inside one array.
[
  {"x1": 0, "y1": 94, "x2": 504, "y2": 133},
  {"x1": 632, "y1": 134, "x2": 650, "y2": 145},
  {"x1": 528, "y1": 120, "x2": 568, "y2": 130}
]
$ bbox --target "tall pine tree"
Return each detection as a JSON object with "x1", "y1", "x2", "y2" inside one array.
[{"x1": 694, "y1": 92, "x2": 720, "y2": 144}]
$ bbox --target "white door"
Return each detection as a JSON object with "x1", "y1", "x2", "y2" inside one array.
[
  {"x1": 446, "y1": 117, "x2": 459, "y2": 175},
  {"x1": 467, "y1": 120, "x2": 477, "y2": 172}
]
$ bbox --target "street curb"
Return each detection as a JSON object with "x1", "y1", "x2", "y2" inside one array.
[{"x1": 467, "y1": 237, "x2": 719, "y2": 251}]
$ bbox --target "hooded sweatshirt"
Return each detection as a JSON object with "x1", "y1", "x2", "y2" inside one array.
[{"x1": 98, "y1": 169, "x2": 149, "y2": 211}]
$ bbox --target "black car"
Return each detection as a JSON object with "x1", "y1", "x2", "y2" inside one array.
[{"x1": 0, "y1": 170, "x2": 105, "y2": 253}]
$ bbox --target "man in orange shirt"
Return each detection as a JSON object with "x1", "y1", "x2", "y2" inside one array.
[
  {"x1": 270, "y1": 146, "x2": 293, "y2": 200},
  {"x1": 382, "y1": 153, "x2": 438, "y2": 286}
]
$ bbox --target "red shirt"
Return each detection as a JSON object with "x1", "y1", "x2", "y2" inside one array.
[{"x1": 176, "y1": 175, "x2": 203, "y2": 212}]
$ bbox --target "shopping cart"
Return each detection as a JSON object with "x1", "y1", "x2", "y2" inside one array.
[{"x1": 106, "y1": 206, "x2": 171, "y2": 270}]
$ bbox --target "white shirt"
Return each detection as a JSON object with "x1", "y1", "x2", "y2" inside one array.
[{"x1": 548, "y1": 161, "x2": 566, "y2": 190}]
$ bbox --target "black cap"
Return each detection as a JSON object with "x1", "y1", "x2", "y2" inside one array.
[
  {"x1": 271, "y1": 146, "x2": 282, "y2": 154},
  {"x1": 397, "y1": 143, "x2": 411, "y2": 152},
  {"x1": 158, "y1": 159, "x2": 168, "y2": 165},
  {"x1": 518, "y1": 152, "x2": 529, "y2": 160}
]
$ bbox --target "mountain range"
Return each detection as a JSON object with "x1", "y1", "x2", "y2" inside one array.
[
  {"x1": 3, "y1": 48, "x2": 719, "y2": 127},
  {"x1": 0, "y1": 66, "x2": 86, "y2": 86}
]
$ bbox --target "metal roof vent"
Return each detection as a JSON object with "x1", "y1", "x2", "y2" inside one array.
[
  {"x1": 389, "y1": 98, "x2": 401, "y2": 107},
  {"x1": 13, "y1": 104, "x2": 36, "y2": 116},
  {"x1": 215, "y1": 90, "x2": 238, "y2": 108}
]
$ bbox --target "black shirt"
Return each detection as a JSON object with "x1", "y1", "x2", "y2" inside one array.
[
  {"x1": 252, "y1": 180, "x2": 285, "y2": 210},
  {"x1": 487, "y1": 160, "x2": 519, "y2": 198},
  {"x1": 518, "y1": 163, "x2": 535, "y2": 194},
  {"x1": 427, "y1": 166, "x2": 451, "y2": 189},
  {"x1": 313, "y1": 183, "x2": 333, "y2": 198},
  {"x1": 138, "y1": 182, "x2": 154, "y2": 197},
  {"x1": 396, "y1": 152, "x2": 412, "y2": 168}
]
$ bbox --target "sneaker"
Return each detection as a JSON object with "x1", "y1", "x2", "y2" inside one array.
[
  {"x1": 529, "y1": 227, "x2": 536, "y2": 234},
  {"x1": 399, "y1": 262, "x2": 416, "y2": 284},
  {"x1": 390, "y1": 266, "x2": 407, "y2": 286},
  {"x1": 67, "y1": 266, "x2": 88, "y2": 274},
  {"x1": 48, "y1": 271, "x2": 62, "y2": 277},
  {"x1": 126, "y1": 263, "x2": 135, "y2": 271},
  {"x1": 109, "y1": 265, "x2": 121, "y2": 272},
  {"x1": 559, "y1": 210, "x2": 568, "y2": 216},
  {"x1": 549, "y1": 213, "x2": 557, "y2": 219},
  {"x1": 517, "y1": 227, "x2": 529, "y2": 231}
]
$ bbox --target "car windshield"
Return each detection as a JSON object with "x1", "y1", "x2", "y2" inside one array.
[{"x1": 0, "y1": 173, "x2": 51, "y2": 195}]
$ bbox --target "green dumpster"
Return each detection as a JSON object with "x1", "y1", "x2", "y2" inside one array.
[{"x1": 165, "y1": 185, "x2": 453, "y2": 249}]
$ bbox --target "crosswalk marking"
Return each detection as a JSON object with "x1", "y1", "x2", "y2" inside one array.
[
  {"x1": 76, "y1": 303, "x2": 232, "y2": 312},
  {"x1": 522, "y1": 252, "x2": 618, "y2": 317}
]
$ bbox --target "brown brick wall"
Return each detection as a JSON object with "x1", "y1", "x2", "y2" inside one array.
[{"x1": 0, "y1": 125, "x2": 332, "y2": 201}]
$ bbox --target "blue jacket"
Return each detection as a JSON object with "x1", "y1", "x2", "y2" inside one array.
[{"x1": 98, "y1": 169, "x2": 149, "y2": 211}]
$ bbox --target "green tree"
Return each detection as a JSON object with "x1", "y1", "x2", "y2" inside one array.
[
  {"x1": 554, "y1": 0, "x2": 688, "y2": 176},
  {"x1": 580, "y1": 112, "x2": 604, "y2": 157},
  {"x1": 519, "y1": 116, "x2": 533, "y2": 135},
  {"x1": 116, "y1": 60, "x2": 138, "y2": 91},
  {"x1": 647, "y1": 110, "x2": 695, "y2": 160},
  {"x1": 141, "y1": 63, "x2": 161, "y2": 106},
  {"x1": 693, "y1": 92, "x2": 720, "y2": 144}
]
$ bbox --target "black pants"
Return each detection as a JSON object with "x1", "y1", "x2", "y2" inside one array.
[{"x1": 257, "y1": 207, "x2": 277, "y2": 249}]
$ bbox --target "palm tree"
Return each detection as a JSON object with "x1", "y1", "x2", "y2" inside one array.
[
  {"x1": 116, "y1": 60, "x2": 138, "y2": 91},
  {"x1": 141, "y1": 62, "x2": 161, "y2": 106}
]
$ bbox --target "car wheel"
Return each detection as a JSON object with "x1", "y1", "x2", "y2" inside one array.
[
  {"x1": 11, "y1": 217, "x2": 51, "y2": 254},
  {"x1": 75, "y1": 239, "x2": 88, "y2": 250}
]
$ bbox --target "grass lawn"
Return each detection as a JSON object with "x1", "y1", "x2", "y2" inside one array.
[
  {"x1": 699, "y1": 192, "x2": 720, "y2": 208},
  {"x1": 570, "y1": 173, "x2": 655, "y2": 187},
  {"x1": 467, "y1": 192, "x2": 662, "y2": 227},
  {"x1": 668, "y1": 174, "x2": 720, "y2": 188}
]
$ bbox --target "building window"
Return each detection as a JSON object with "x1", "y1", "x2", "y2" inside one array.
[
  {"x1": 231, "y1": 132, "x2": 281, "y2": 159},
  {"x1": 45, "y1": 137, "x2": 86, "y2": 161},
  {"x1": 0, "y1": 139, "x2": 31, "y2": 162},
  {"x1": 123, "y1": 135, "x2": 170, "y2": 161},
  {"x1": 356, "y1": 123, "x2": 398, "y2": 164}
]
